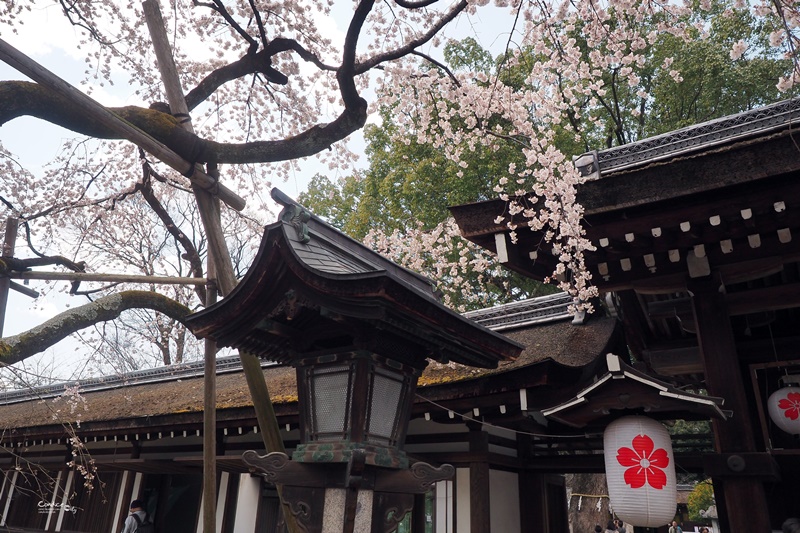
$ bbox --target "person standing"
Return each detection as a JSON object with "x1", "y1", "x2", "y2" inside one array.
[
  {"x1": 120, "y1": 499, "x2": 149, "y2": 533},
  {"x1": 668, "y1": 520, "x2": 682, "y2": 533}
]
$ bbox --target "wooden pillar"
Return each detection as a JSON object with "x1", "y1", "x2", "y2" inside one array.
[
  {"x1": 468, "y1": 426, "x2": 490, "y2": 533},
  {"x1": 517, "y1": 434, "x2": 542, "y2": 532},
  {"x1": 411, "y1": 493, "x2": 426, "y2": 532},
  {"x1": 689, "y1": 276, "x2": 770, "y2": 531},
  {"x1": 0, "y1": 217, "x2": 18, "y2": 337}
]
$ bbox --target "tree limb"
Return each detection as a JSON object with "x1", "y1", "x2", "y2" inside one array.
[
  {"x1": 138, "y1": 156, "x2": 207, "y2": 303},
  {"x1": 0, "y1": 290, "x2": 191, "y2": 365},
  {"x1": 0, "y1": 80, "x2": 365, "y2": 165},
  {"x1": 354, "y1": 0, "x2": 468, "y2": 73},
  {"x1": 184, "y1": 40, "x2": 336, "y2": 110}
]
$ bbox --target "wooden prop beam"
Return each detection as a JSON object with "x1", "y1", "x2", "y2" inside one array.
[
  {"x1": 9, "y1": 270, "x2": 206, "y2": 285},
  {"x1": 141, "y1": 3, "x2": 295, "y2": 533},
  {"x1": 0, "y1": 38, "x2": 246, "y2": 212}
]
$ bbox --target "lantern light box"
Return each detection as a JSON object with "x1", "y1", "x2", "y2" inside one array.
[{"x1": 603, "y1": 416, "x2": 677, "y2": 527}]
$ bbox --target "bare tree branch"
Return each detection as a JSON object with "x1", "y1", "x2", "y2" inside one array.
[
  {"x1": 355, "y1": 0, "x2": 468, "y2": 73},
  {"x1": 0, "y1": 290, "x2": 191, "y2": 365},
  {"x1": 139, "y1": 155, "x2": 207, "y2": 303}
]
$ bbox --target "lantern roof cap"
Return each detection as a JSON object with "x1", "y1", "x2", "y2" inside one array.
[
  {"x1": 186, "y1": 189, "x2": 522, "y2": 368},
  {"x1": 542, "y1": 353, "x2": 729, "y2": 428}
]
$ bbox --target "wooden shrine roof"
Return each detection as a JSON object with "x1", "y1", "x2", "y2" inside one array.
[
  {"x1": 450, "y1": 97, "x2": 800, "y2": 381},
  {"x1": 542, "y1": 353, "x2": 727, "y2": 429},
  {"x1": 187, "y1": 189, "x2": 521, "y2": 369},
  {"x1": 450, "y1": 97, "x2": 800, "y2": 293}
]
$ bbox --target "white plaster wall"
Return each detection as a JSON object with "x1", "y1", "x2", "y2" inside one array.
[
  {"x1": 434, "y1": 480, "x2": 453, "y2": 533},
  {"x1": 233, "y1": 475, "x2": 260, "y2": 533},
  {"x1": 489, "y1": 470, "x2": 520, "y2": 533},
  {"x1": 455, "y1": 468, "x2": 470, "y2": 533}
]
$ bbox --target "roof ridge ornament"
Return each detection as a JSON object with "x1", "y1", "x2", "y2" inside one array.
[{"x1": 271, "y1": 188, "x2": 311, "y2": 244}]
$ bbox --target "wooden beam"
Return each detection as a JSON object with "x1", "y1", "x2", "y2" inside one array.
[
  {"x1": 0, "y1": 38, "x2": 246, "y2": 212},
  {"x1": 647, "y1": 282, "x2": 800, "y2": 320},
  {"x1": 645, "y1": 346, "x2": 703, "y2": 375},
  {"x1": 10, "y1": 270, "x2": 206, "y2": 285}
]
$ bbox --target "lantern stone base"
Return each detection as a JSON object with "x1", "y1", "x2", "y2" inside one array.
[
  {"x1": 292, "y1": 442, "x2": 409, "y2": 469},
  {"x1": 242, "y1": 450, "x2": 454, "y2": 533}
]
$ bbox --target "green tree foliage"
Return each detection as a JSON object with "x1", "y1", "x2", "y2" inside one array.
[
  {"x1": 687, "y1": 480, "x2": 716, "y2": 521},
  {"x1": 553, "y1": 0, "x2": 791, "y2": 148}
]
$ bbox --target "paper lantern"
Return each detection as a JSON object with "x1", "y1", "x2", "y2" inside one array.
[
  {"x1": 768, "y1": 386, "x2": 800, "y2": 435},
  {"x1": 604, "y1": 416, "x2": 676, "y2": 527}
]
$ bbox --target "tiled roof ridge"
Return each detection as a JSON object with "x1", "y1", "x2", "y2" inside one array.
[
  {"x1": 583, "y1": 97, "x2": 800, "y2": 176},
  {"x1": 463, "y1": 291, "x2": 573, "y2": 331}
]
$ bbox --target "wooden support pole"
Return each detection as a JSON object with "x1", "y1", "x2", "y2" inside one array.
[
  {"x1": 0, "y1": 217, "x2": 18, "y2": 337},
  {"x1": 141, "y1": 0, "x2": 236, "y2": 297},
  {"x1": 203, "y1": 280, "x2": 217, "y2": 533},
  {"x1": 689, "y1": 276, "x2": 770, "y2": 532},
  {"x1": 240, "y1": 350, "x2": 299, "y2": 530},
  {"x1": 0, "y1": 39, "x2": 246, "y2": 212},
  {"x1": 141, "y1": 4, "x2": 297, "y2": 533},
  {"x1": 141, "y1": 6, "x2": 227, "y2": 533}
]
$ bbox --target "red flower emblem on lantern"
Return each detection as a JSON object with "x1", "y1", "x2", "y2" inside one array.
[
  {"x1": 616, "y1": 434, "x2": 670, "y2": 490},
  {"x1": 778, "y1": 392, "x2": 800, "y2": 420}
]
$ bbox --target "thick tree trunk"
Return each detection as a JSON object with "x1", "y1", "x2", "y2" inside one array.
[{"x1": 566, "y1": 473, "x2": 613, "y2": 533}]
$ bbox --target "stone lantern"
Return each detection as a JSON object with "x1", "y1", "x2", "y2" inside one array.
[{"x1": 187, "y1": 189, "x2": 522, "y2": 533}]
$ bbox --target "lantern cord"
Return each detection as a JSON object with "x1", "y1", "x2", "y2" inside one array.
[
  {"x1": 414, "y1": 393, "x2": 602, "y2": 439},
  {"x1": 767, "y1": 322, "x2": 788, "y2": 380}
]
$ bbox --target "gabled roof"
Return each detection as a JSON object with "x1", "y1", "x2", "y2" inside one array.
[
  {"x1": 187, "y1": 189, "x2": 522, "y2": 369},
  {"x1": 542, "y1": 353, "x2": 728, "y2": 428}
]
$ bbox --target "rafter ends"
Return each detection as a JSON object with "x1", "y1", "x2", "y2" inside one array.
[
  {"x1": 687, "y1": 250, "x2": 710, "y2": 278},
  {"x1": 680, "y1": 221, "x2": 691, "y2": 232},
  {"x1": 694, "y1": 244, "x2": 706, "y2": 258},
  {"x1": 741, "y1": 208, "x2": 753, "y2": 220},
  {"x1": 495, "y1": 233, "x2": 509, "y2": 263},
  {"x1": 620, "y1": 258, "x2": 632, "y2": 272},
  {"x1": 709, "y1": 215, "x2": 721, "y2": 226},
  {"x1": 721, "y1": 239, "x2": 734, "y2": 254},
  {"x1": 669, "y1": 249, "x2": 680, "y2": 263},
  {"x1": 774, "y1": 201, "x2": 786, "y2": 213},
  {"x1": 778, "y1": 228, "x2": 792, "y2": 243},
  {"x1": 625, "y1": 233, "x2": 635, "y2": 243},
  {"x1": 599, "y1": 238, "x2": 610, "y2": 247},
  {"x1": 748, "y1": 234, "x2": 762, "y2": 248},
  {"x1": 651, "y1": 227, "x2": 662, "y2": 238}
]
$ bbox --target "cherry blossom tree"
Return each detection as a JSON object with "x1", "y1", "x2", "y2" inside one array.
[
  {"x1": 0, "y1": 0, "x2": 798, "y2": 364},
  {"x1": 304, "y1": 8, "x2": 793, "y2": 312}
]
